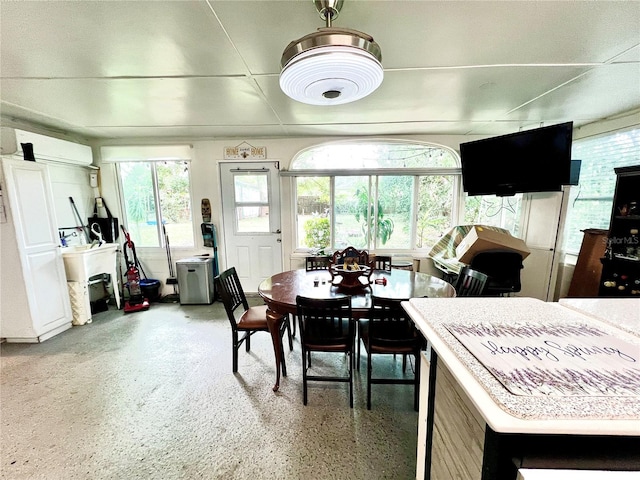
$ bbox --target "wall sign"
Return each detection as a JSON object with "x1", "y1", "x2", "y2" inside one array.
[
  {"x1": 224, "y1": 142, "x2": 266, "y2": 160},
  {"x1": 445, "y1": 321, "x2": 640, "y2": 397}
]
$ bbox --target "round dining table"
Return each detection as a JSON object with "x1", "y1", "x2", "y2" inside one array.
[{"x1": 258, "y1": 268, "x2": 456, "y2": 391}]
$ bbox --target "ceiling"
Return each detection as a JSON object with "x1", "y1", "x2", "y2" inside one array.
[{"x1": 1, "y1": 1, "x2": 639, "y2": 141}]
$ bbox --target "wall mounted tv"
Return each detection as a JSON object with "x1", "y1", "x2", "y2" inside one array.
[{"x1": 459, "y1": 121, "x2": 573, "y2": 196}]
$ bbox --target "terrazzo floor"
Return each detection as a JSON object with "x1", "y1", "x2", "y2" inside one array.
[{"x1": 1, "y1": 297, "x2": 420, "y2": 479}]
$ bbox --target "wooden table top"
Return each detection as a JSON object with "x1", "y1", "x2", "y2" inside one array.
[{"x1": 258, "y1": 268, "x2": 456, "y2": 316}]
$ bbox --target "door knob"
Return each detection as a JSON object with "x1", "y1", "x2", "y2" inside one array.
[{"x1": 272, "y1": 229, "x2": 281, "y2": 234}]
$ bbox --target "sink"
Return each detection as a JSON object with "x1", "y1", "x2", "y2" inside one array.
[
  {"x1": 61, "y1": 243, "x2": 120, "y2": 309},
  {"x1": 62, "y1": 244, "x2": 95, "y2": 253}
]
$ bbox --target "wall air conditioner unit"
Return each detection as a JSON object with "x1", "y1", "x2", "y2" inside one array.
[{"x1": 0, "y1": 127, "x2": 93, "y2": 167}]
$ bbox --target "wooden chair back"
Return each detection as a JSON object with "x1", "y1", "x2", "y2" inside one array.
[{"x1": 305, "y1": 256, "x2": 330, "y2": 271}]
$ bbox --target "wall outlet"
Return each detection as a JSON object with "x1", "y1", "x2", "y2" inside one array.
[
  {"x1": 96, "y1": 197, "x2": 104, "y2": 208},
  {"x1": 89, "y1": 172, "x2": 98, "y2": 188}
]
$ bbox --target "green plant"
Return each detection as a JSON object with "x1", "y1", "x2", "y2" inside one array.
[
  {"x1": 304, "y1": 217, "x2": 330, "y2": 249},
  {"x1": 354, "y1": 187, "x2": 394, "y2": 245}
]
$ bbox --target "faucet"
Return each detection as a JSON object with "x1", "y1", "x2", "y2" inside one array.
[{"x1": 59, "y1": 231, "x2": 77, "y2": 247}]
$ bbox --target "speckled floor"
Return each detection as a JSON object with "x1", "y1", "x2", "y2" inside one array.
[{"x1": 1, "y1": 298, "x2": 419, "y2": 479}]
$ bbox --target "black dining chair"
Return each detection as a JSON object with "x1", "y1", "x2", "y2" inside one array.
[
  {"x1": 372, "y1": 255, "x2": 392, "y2": 271},
  {"x1": 305, "y1": 255, "x2": 330, "y2": 271},
  {"x1": 454, "y1": 266, "x2": 489, "y2": 297},
  {"x1": 215, "y1": 267, "x2": 293, "y2": 374},
  {"x1": 296, "y1": 295, "x2": 356, "y2": 407},
  {"x1": 294, "y1": 255, "x2": 332, "y2": 338},
  {"x1": 360, "y1": 296, "x2": 423, "y2": 410}
]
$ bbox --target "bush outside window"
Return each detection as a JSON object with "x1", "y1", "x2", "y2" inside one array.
[{"x1": 291, "y1": 141, "x2": 461, "y2": 251}]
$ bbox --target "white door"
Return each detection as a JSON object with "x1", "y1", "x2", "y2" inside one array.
[
  {"x1": 220, "y1": 162, "x2": 283, "y2": 292},
  {"x1": 1, "y1": 158, "x2": 72, "y2": 339}
]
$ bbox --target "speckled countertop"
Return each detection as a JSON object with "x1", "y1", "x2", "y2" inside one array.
[
  {"x1": 403, "y1": 297, "x2": 640, "y2": 436},
  {"x1": 559, "y1": 298, "x2": 640, "y2": 336}
]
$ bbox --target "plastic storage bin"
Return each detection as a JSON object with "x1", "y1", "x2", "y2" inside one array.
[{"x1": 176, "y1": 257, "x2": 215, "y2": 304}]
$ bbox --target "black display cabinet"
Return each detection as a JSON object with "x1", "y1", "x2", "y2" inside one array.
[{"x1": 598, "y1": 165, "x2": 640, "y2": 296}]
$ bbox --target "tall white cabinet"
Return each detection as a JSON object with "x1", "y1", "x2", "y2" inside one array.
[
  {"x1": 0, "y1": 158, "x2": 73, "y2": 342},
  {"x1": 518, "y1": 190, "x2": 570, "y2": 301}
]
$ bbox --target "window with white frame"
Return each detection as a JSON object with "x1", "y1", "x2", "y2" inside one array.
[
  {"x1": 289, "y1": 141, "x2": 461, "y2": 251},
  {"x1": 118, "y1": 161, "x2": 194, "y2": 247},
  {"x1": 563, "y1": 127, "x2": 640, "y2": 254}
]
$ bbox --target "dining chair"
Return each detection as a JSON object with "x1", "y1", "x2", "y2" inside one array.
[
  {"x1": 215, "y1": 267, "x2": 293, "y2": 374},
  {"x1": 305, "y1": 255, "x2": 330, "y2": 271},
  {"x1": 372, "y1": 255, "x2": 392, "y2": 271},
  {"x1": 454, "y1": 266, "x2": 489, "y2": 297},
  {"x1": 296, "y1": 295, "x2": 356, "y2": 407},
  {"x1": 283, "y1": 256, "x2": 331, "y2": 339},
  {"x1": 360, "y1": 296, "x2": 424, "y2": 411},
  {"x1": 469, "y1": 251, "x2": 523, "y2": 296}
]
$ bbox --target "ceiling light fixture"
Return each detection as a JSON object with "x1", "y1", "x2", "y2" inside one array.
[{"x1": 279, "y1": 0, "x2": 383, "y2": 106}]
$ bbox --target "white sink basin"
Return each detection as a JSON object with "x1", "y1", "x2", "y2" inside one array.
[
  {"x1": 61, "y1": 243, "x2": 120, "y2": 309},
  {"x1": 62, "y1": 244, "x2": 96, "y2": 253}
]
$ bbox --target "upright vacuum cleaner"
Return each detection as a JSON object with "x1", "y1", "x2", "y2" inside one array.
[{"x1": 121, "y1": 226, "x2": 150, "y2": 313}]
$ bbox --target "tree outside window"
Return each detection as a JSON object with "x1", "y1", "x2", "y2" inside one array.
[
  {"x1": 119, "y1": 161, "x2": 194, "y2": 247},
  {"x1": 292, "y1": 141, "x2": 460, "y2": 251}
]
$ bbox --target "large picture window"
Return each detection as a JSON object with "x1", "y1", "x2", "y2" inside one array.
[
  {"x1": 118, "y1": 161, "x2": 194, "y2": 247},
  {"x1": 289, "y1": 141, "x2": 460, "y2": 251}
]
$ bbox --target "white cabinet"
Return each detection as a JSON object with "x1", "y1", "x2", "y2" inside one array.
[
  {"x1": 519, "y1": 190, "x2": 570, "y2": 301},
  {"x1": 0, "y1": 158, "x2": 72, "y2": 342}
]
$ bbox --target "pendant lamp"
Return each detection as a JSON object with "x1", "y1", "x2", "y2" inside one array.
[{"x1": 280, "y1": 0, "x2": 383, "y2": 106}]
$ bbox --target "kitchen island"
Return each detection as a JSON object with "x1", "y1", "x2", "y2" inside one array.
[{"x1": 402, "y1": 297, "x2": 640, "y2": 480}]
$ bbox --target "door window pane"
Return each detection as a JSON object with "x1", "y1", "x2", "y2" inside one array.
[
  {"x1": 236, "y1": 206, "x2": 270, "y2": 233},
  {"x1": 233, "y1": 173, "x2": 270, "y2": 233},
  {"x1": 235, "y1": 174, "x2": 268, "y2": 202}
]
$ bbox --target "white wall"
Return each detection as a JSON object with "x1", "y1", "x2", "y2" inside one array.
[{"x1": 95, "y1": 134, "x2": 478, "y2": 295}]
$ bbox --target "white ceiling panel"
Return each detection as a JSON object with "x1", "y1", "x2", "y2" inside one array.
[
  {"x1": 1, "y1": 0, "x2": 639, "y2": 140},
  {"x1": 503, "y1": 62, "x2": 640, "y2": 123}
]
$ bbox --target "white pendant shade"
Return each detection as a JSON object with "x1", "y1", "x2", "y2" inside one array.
[{"x1": 280, "y1": 45, "x2": 383, "y2": 106}]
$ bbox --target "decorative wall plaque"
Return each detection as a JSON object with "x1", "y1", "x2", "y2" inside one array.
[{"x1": 223, "y1": 142, "x2": 266, "y2": 160}]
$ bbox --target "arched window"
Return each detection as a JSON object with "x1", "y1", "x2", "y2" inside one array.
[{"x1": 286, "y1": 140, "x2": 464, "y2": 252}]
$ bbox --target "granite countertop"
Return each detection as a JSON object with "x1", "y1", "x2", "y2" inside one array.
[
  {"x1": 403, "y1": 297, "x2": 640, "y2": 436},
  {"x1": 559, "y1": 298, "x2": 640, "y2": 336}
]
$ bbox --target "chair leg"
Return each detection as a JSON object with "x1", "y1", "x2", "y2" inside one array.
[
  {"x1": 291, "y1": 314, "x2": 297, "y2": 337},
  {"x1": 286, "y1": 315, "x2": 293, "y2": 351},
  {"x1": 349, "y1": 350, "x2": 353, "y2": 408},
  {"x1": 280, "y1": 339, "x2": 287, "y2": 377},
  {"x1": 232, "y1": 332, "x2": 239, "y2": 373},
  {"x1": 356, "y1": 323, "x2": 361, "y2": 371},
  {"x1": 245, "y1": 332, "x2": 251, "y2": 352},
  {"x1": 301, "y1": 346, "x2": 308, "y2": 405},
  {"x1": 366, "y1": 350, "x2": 372, "y2": 410}
]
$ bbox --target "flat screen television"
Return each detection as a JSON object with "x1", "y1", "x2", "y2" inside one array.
[{"x1": 459, "y1": 122, "x2": 573, "y2": 196}]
